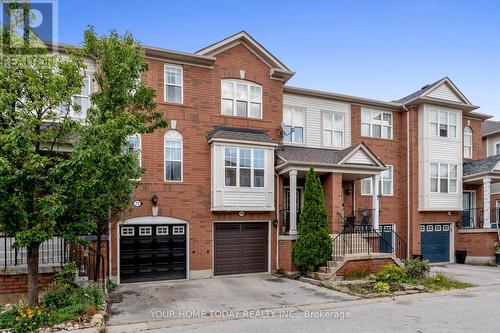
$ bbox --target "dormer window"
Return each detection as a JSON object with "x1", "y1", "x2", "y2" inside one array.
[{"x1": 221, "y1": 80, "x2": 262, "y2": 118}]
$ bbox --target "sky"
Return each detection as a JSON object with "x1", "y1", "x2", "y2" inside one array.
[{"x1": 57, "y1": 0, "x2": 500, "y2": 119}]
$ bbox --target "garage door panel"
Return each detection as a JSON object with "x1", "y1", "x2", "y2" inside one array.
[
  {"x1": 214, "y1": 222, "x2": 268, "y2": 276},
  {"x1": 421, "y1": 224, "x2": 450, "y2": 263},
  {"x1": 119, "y1": 224, "x2": 187, "y2": 283}
]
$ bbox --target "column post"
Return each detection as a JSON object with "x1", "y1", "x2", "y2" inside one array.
[
  {"x1": 372, "y1": 174, "x2": 380, "y2": 229},
  {"x1": 289, "y1": 170, "x2": 298, "y2": 235},
  {"x1": 483, "y1": 176, "x2": 491, "y2": 228}
]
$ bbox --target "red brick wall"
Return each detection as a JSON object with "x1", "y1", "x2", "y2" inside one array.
[
  {"x1": 0, "y1": 273, "x2": 54, "y2": 294},
  {"x1": 335, "y1": 258, "x2": 397, "y2": 276},
  {"x1": 322, "y1": 173, "x2": 342, "y2": 234},
  {"x1": 456, "y1": 232, "x2": 499, "y2": 257},
  {"x1": 278, "y1": 240, "x2": 297, "y2": 272},
  {"x1": 111, "y1": 43, "x2": 283, "y2": 277}
]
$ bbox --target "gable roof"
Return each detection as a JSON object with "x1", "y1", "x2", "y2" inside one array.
[
  {"x1": 395, "y1": 77, "x2": 478, "y2": 110},
  {"x1": 196, "y1": 31, "x2": 294, "y2": 82},
  {"x1": 483, "y1": 120, "x2": 500, "y2": 137},
  {"x1": 463, "y1": 155, "x2": 500, "y2": 176},
  {"x1": 207, "y1": 126, "x2": 277, "y2": 146}
]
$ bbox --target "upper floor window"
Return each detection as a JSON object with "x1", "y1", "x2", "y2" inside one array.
[
  {"x1": 361, "y1": 109, "x2": 392, "y2": 139},
  {"x1": 221, "y1": 80, "x2": 262, "y2": 118},
  {"x1": 323, "y1": 112, "x2": 344, "y2": 147},
  {"x1": 73, "y1": 74, "x2": 90, "y2": 118},
  {"x1": 127, "y1": 134, "x2": 142, "y2": 170},
  {"x1": 430, "y1": 163, "x2": 457, "y2": 193},
  {"x1": 283, "y1": 106, "x2": 304, "y2": 144},
  {"x1": 430, "y1": 109, "x2": 457, "y2": 138},
  {"x1": 463, "y1": 126, "x2": 473, "y2": 159},
  {"x1": 224, "y1": 147, "x2": 265, "y2": 188},
  {"x1": 496, "y1": 143, "x2": 500, "y2": 156},
  {"x1": 165, "y1": 130, "x2": 183, "y2": 181},
  {"x1": 360, "y1": 165, "x2": 393, "y2": 196},
  {"x1": 164, "y1": 64, "x2": 183, "y2": 104}
]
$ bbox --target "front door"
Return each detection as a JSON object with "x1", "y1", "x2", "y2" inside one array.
[
  {"x1": 284, "y1": 188, "x2": 302, "y2": 233},
  {"x1": 462, "y1": 192, "x2": 475, "y2": 228}
]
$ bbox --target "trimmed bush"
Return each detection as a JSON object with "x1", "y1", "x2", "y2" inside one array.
[
  {"x1": 373, "y1": 281, "x2": 390, "y2": 293},
  {"x1": 375, "y1": 264, "x2": 406, "y2": 283},
  {"x1": 292, "y1": 167, "x2": 332, "y2": 272},
  {"x1": 343, "y1": 268, "x2": 370, "y2": 280},
  {"x1": 404, "y1": 258, "x2": 430, "y2": 280}
]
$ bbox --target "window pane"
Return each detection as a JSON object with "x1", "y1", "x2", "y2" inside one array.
[
  {"x1": 440, "y1": 164, "x2": 448, "y2": 177},
  {"x1": 361, "y1": 110, "x2": 371, "y2": 123},
  {"x1": 449, "y1": 125, "x2": 456, "y2": 138},
  {"x1": 431, "y1": 179, "x2": 438, "y2": 192},
  {"x1": 361, "y1": 124, "x2": 370, "y2": 136},
  {"x1": 464, "y1": 147, "x2": 472, "y2": 158},
  {"x1": 222, "y1": 81, "x2": 234, "y2": 99},
  {"x1": 449, "y1": 112, "x2": 457, "y2": 126},
  {"x1": 222, "y1": 99, "x2": 234, "y2": 115},
  {"x1": 323, "y1": 112, "x2": 333, "y2": 129},
  {"x1": 372, "y1": 111, "x2": 382, "y2": 122},
  {"x1": 450, "y1": 164, "x2": 457, "y2": 178},
  {"x1": 249, "y1": 103, "x2": 261, "y2": 118},
  {"x1": 334, "y1": 114, "x2": 344, "y2": 131},
  {"x1": 253, "y1": 150, "x2": 264, "y2": 169},
  {"x1": 293, "y1": 108, "x2": 304, "y2": 126},
  {"x1": 236, "y1": 101, "x2": 247, "y2": 117},
  {"x1": 430, "y1": 123, "x2": 438, "y2": 136},
  {"x1": 254, "y1": 169, "x2": 264, "y2": 187},
  {"x1": 361, "y1": 179, "x2": 372, "y2": 195},
  {"x1": 284, "y1": 107, "x2": 292, "y2": 125},
  {"x1": 293, "y1": 127, "x2": 303, "y2": 144},
  {"x1": 283, "y1": 125, "x2": 292, "y2": 143},
  {"x1": 166, "y1": 86, "x2": 182, "y2": 103},
  {"x1": 450, "y1": 179, "x2": 457, "y2": 193},
  {"x1": 239, "y1": 149, "x2": 251, "y2": 168},
  {"x1": 166, "y1": 66, "x2": 181, "y2": 85},
  {"x1": 82, "y1": 75, "x2": 90, "y2": 95},
  {"x1": 382, "y1": 113, "x2": 392, "y2": 125},
  {"x1": 333, "y1": 131, "x2": 343, "y2": 146},
  {"x1": 225, "y1": 168, "x2": 236, "y2": 186},
  {"x1": 439, "y1": 124, "x2": 448, "y2": 137},
  {"x1": 430, "y1": 163, "x2": 438, "y2": 177},
  {"x1": 440, "y1": 179, "x2": 448, "y2": 193},
  {"x1": 225, "y1": 148, "x2": 237, "y2": 167},
  {"x1": 497, "y1": 144, "x2": 500, "y2": 155},
  {"x1": 250, "y1": 85, "x2": 261, "y2": 102},
  {"x1": 464, "y1": 133, "x2": 472, "y2": 145},
  {"x1": 236, "y1": 83, "x2": 248, "y2": 100},
  {"x1": 166, "y1": 161, "x2": 181, "y2": 181},
  {"x1": 429, "y1": 110, "x2": 438, "y2": 122},
  {"x1": 383, "y1": 181, "x2": 391, "y2": 195},
  {"x1": 323, "y1": 130, "x2": 332, "y2": 146},
  {"x1": 73, "y1": 97, "x2": 88, "y2": 117},
  {"x1": 382, "y1": 126, "x2": 390, "y2": 139},
  {"x1": 439, "y1": 111, "x2": 448, "y2": 124},
  {"x1": 240, "y1": 168, "x2": 251, "y2": 187},
  {"x1": 373, "y1": 125, "x2": 381, "y2": 137}
]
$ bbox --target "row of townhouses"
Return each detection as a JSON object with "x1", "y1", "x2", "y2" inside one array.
[{"x1": 3, "y1": 32, "x2": 500, "y2": 288}]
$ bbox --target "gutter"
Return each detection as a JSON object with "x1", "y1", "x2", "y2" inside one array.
[{"x1": 403, "y1": 103, "x2": 411, "y2": 259}]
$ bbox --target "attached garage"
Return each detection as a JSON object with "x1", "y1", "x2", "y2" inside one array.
[
  {"x1": 214, "y1": 222, "x2": 268, "y2": 276},
  {"x1": 119, "y1": 224, "x2": 187, "y2": 283},
  {"x1": 421, "y1": 224, "x2": 451, "y2": 263}
]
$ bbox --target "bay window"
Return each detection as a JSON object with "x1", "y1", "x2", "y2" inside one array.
[
  {"x1": 164, "y1": 64, "x2": 183, "y2": 104},
  {"x1": 429, "y1": 109, "x2": 457, "y2": 138},
  {"x1": 323, "y1": 112, "x2": 344, "y2": 147},
  {"x1": 463, "y1": 126, "x2": 472, "y2": 158},
  {"x1": 224, "y1": 147, "x2": 265, "y2": 187},
  {"x1": 221, "y1": 80, "x2": 262, "y2": 118},
  {"x1": 165, "y1": 130, "x2": 183, "y2": 181},
  {"x1": 361, "y1": 108, "x2": 392, "y2": 139},
  {"x1": 283, "y1": 106, "x2": 304, "y2": 144},
  {"x1": 430, "y1": 163, "x2": 457, "y2": 193}
]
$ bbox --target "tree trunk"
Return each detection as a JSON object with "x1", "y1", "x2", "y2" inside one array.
[
  {"x1": 27, "y1": 243, "x2": 40, "y2": 305},
  {"x1": 94, "y1": 235, "x2": 101, "y2": 282}
]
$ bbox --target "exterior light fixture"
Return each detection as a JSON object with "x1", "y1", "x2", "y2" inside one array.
[{"x1": 152, "y1": 195, "x2": 159, "y2": 217}]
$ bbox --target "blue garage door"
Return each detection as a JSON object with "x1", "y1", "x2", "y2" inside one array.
[{"x1": 421, "y1": 224, "x2": 450, "y2": 263}]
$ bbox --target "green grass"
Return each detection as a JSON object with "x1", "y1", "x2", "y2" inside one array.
[{"x1": 403, "y1": 273, "x2": 472, "y2": 291}]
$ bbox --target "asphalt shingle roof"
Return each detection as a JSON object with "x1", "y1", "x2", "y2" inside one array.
[
  {"x1": 395, "y1": 78, "x2": 445, "y2": 104},
  {"x1": 463, "y1": 155, "x2": 500, "y2": 176},
  {"x1": 276, "y1": 145, "x2": 358, "y2": 165},
  {"x1": 483, "y1": 120, "x2": 500, "y2": 137},
  {"x1": 207, "y1": 126, "x2": 276, "y2": 144}
]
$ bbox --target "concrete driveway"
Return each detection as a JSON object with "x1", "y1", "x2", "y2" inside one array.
[
  {"x1": 431, "y1": 263, "x2": 500, "y2": 286},
  {"x1": 107, "y1": 274, "x2": 357, "y2": 326}
]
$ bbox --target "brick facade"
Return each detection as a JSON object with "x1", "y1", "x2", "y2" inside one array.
[
  {"x1": 0, "y1": 273, "x2": 54, "y2": 295},
  {"x1": 335, "y1": 258, "x2": 397, "y2": 276}
]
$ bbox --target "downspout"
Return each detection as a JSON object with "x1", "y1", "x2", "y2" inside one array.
[
  {"x1": 403, "y1": 104, "x2": 411, "y2": 258},
  {"x1": 275, "y1": 172, "x2": 280, "y2": 271}
]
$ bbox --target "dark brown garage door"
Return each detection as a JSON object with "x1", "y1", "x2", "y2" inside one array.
[{"x1": 214, "y1": 222, "x2": 268, "y2": 276}]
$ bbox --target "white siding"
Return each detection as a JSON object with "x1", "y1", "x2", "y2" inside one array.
[
  {"x1": 283, "y1": 93, "x2": 351, "y2": 149},
  {"x1": 486, "y1": 135, "x2": 500, "y2": 157},
  {"x1": 344, "y1": 150, "x2": 373, "y2": 165},
  {"x1": 491, "y1": 183, "x2": 500, "y2": 195},
  {"x1": 211, "y1": 143, "x2": 275, "y2": 211},
  {"x1": 418, "y1": 104, "x2": 463, "y2": 211},
  {"x1": 426, "y1": 83, "x2": 463, "y2": 103}
]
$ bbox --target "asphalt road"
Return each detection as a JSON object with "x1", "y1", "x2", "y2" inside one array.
[{"x1": 141, "y1": 285, "x2": 500, "y2": 333}]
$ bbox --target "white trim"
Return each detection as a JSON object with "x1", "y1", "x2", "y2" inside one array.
[
  {"x1": 164, "y1": 64, "x2": 183, "y2": 104},
  {"x1": 360, "y1": 107, "x2": 393, "y2": 140},
  {"x1": 164, "y1": 130, "x2": 183, "y2": 182}
]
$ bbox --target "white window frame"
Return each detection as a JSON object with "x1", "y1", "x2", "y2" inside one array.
[
  {"x1": 221, "y1": 79, "x2": 262, "y2": 119},
  {"x1": 430, "y1": 163, "x2": 458, "y2": 194},
  {"x1": 127, "y1": 134, "x2": 142, "y2": 169},
  {"x1": 360, "y1": 166, "x2": 393, "y2": 196},
  {"x1": 70, "y1": 74, "x2": 91, "y2": 119},
  {"x1": 463, "y1": 126, "x2": 473, "y2": 159},
  {"x1": 156, "y1": 226, "x2": 169, "y2": 236},
  {"x1": 322, "y1": 111, "x2": 345, "y2": 148},
  {"x1": 283, "y1": 105, "x2": 305, "y2": 144},
  {"x1": 173, "y1": 226, "x2": 185, "y2": 235},
  {"x1": 121, "y1": 227, "x2": 134, "y2": 236},
  {"x1": 164, "y1": 130, "x2": 183, "y2": 182},
  {"x1": 224, "y1": 147, "x2": 265, "y2": 188},
  {"x1": 361, "y1": 108, "x2": 392, "y2": 139},
  {"x1": 164, "y1": 64, "x2": 183, "y2": 104},
  {"x1": 429, "y1": 109, "x2": 457, "y2": 138}
]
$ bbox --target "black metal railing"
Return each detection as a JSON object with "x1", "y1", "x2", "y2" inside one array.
[
  {"x1": 281, "y1": 209, "x2": 301, "y2": 234},
  {"x1": 1, "y1": 236, "x2": 68, "y2": 269},
  {"x1": 460, "y1": 208, "x2": 500, "y2": 229},
  {"x1": 69, "y1": 239, "x2": 109, "y2": 286},
  {"x1": 337, "y1": 209, "x2": 376, "y2": 230},
  {"x1": 331, "y1": 226, "x2": 407, "y2": 261}
]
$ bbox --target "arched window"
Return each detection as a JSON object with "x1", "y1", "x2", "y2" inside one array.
[
  {"x1": 164, "y1": 130, "x2": 183, "y2": 181},
  {"x1": 464, "y1": 126, "x2": 473, "y2": 159},
  {"x1": 221, "y1": 79, "x2": 262, "y2": 118}
]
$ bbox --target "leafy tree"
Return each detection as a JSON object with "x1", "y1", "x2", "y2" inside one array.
[
  {"x1": 0, "y1": 49, "x2": 85, "y2": 304},
  {"x1": 291, "y1": 167, "x2": 332, "y2": 272},
  {"x1": 59, "y1": 27, "x2": 168, "y2": 280}
]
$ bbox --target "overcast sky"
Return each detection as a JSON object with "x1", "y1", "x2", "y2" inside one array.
[{"x1": 58, "y1": 0, "x2": 500, "y2": 119}]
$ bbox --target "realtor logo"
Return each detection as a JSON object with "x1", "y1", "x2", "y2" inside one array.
[{"x1": 1, "y1": 0, "x2": 57, "y2": 54}]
